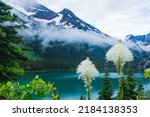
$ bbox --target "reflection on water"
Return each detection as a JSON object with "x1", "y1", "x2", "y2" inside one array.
[{"x1": 17, "y1": 72, "x2": 150, "y2": 100}]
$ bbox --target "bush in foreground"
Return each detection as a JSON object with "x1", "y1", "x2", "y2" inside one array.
[{"x1": 0, "y1": 75, "x2": 59, "y2": 100}]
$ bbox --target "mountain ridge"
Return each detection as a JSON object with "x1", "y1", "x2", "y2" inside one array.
[
  {"x1": 2, "y1": 0, "x2": 112, "y2": 40},
  {"x1": 1, "y1": 0, "x2": 150, "y2": 71},
  {"x1": 126, "y1": 32, "x2": 150, "y2": 45}
]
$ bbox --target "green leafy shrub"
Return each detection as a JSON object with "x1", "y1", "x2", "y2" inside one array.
[
  {"x1": 144, "y1": 68, "x2": 150, "y2": 78},
  {"x1": 0, "y1": 75, "x2": 59, "y2": 100}
]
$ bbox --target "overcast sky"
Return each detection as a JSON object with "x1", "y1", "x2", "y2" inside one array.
[{"x1": 35, "y1": 0, "x2": 150, "y2": 38}]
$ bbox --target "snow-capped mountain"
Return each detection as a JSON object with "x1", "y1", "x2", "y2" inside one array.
[
  {"x1": 125, "y1": 33, "x2": 150, "y2": 71},
  {"x1": 2, "y1": 0, "x2": 58, "y2": 19},
  {"x1": 2, "y1": 0, "x2": 149, "y2": 71},
  {"x1": 126, "y1": 33, "x2": 150, "y2": 45},
  {"x1": 125, "y1": 32, "x2": 150, "y2": 52},
  {"x1": 58, "y1": 8, "x2": 105, "y2": 35},
  {"x1": 2, "y1": 0, "x2": 111, "y2": 41}
]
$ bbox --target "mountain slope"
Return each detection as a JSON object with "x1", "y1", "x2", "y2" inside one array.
[
  {"x1": 2, "y1": 0, "x2": 111, "y2": 40},
  {"x1": 58, "y1": 8, "x2": 106, "y2": 35},
  {"x1": 2, "y1": 0, "x2": 149, "y2": 71},
  {"x1": 125, "y1": 32, "x2": 150, "y2": 52},
  {"x1": 125, "y1": 32, "x2": 150, "y2": 70},
  {"x1": 126, "y1": 32, "x2": 150, "y2": 45}
]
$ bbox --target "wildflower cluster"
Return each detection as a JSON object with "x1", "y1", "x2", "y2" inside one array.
[
  {"x1": 77, "y1": 57, "x2": 99, "y2": 99},
  {"x1": 106, "y1": 40, "x2": 133, "y2": 68},
  {"x1": 77, "y1": 57, "x2": 99, "y2": 83}
]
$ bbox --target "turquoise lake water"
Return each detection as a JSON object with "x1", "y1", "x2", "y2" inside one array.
[{"x1": 17, "y1": 72, "x2": 150, "y2": 100}]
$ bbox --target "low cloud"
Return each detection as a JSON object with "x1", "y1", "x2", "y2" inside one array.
[{"x1": 19, "y1": 24, "x2": 116, "y2": 47}]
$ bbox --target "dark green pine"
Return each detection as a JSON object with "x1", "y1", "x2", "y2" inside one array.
[
  {"x1": 98, "y1": 66, "x2": 113, "y2": 100},
  {"x1": 0, "y1": 1, "x2": 28, "y2": 81},
  {"x1": 123, "y1": 63, "x2": 137, "y2": 100}
]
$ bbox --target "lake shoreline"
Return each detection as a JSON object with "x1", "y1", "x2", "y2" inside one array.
[
  {"x1": 17, "y1": 72, "x2": 149, "y2": 100},
  {"x1": 25, "y1": 69, "x2": 76, "y2": 73}
]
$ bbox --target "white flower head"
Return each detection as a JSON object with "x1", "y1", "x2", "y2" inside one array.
[
  {"x1": 106, "y1": 40, "x2": 133, "y2": 67},
  {"x1": 77, "y1": 57, "x2": 99, "y2": 81}
]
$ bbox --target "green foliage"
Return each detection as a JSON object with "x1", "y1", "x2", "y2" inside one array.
[
  {"x1": 51, "y1": 93, "x2": 60, "y2": 100},
  {"x1": 23, "y1": 50, "x2": 41, "y2": 61},
  {"x1": 144, "y1": 68, "x2": 150, "y2": 78},
  {"x1": 137, "y1": 84, "x2": 145, "y2": 100},
  {"x1": 98, "y1": 66, "x2": 113, "y2": 100},
  {"x1": 122, "y1": 64, "x2": 137, "y2": 100},
  {"x1": 0, "y1": 1, "x2": 29, "y2": 79},
  {"x1": 21, "y1": 39, "x2": 108, "y2": 71},
  {"x1": 0, "y1": 2, "x2": 15, "y2": 22},
  {"x1": 0, "y1": 75, "x2": 59, "y2": 100}
]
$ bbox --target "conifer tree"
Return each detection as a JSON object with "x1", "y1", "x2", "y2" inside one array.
[
  {"x1": 0, "y1": 1, "x2": 28, "y2": 80},
  {"x1": 137, "y1": 84, "x2": 145, "y2": 100},
  {"x1": 123, "y1": 64, "x2": 137, "y2": 100},
  {"x1": 80, "y1": 94, "x2": 86, "y2": 100},
  {"x1": 98, "y1": 66, "x2": 113, "y2": 100}
]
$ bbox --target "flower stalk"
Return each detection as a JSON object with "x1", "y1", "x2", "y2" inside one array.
[
  {"x1": 116, "y1": 58, "x2": 123, "y2": 99},
  {"x1": 77, "y1": 57, "x2": 99, "y2": 100},
  {"x1": 106, "y1": 40, "x2": 133, "y2": 99}
]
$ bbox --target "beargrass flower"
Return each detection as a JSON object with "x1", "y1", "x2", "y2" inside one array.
[
  {"x1": 77, "y1": 57, "x2": 99, "y2": 100},
  {"x1": 105, "y1": 40, "x2": 134, "y2": 99},
  {"x1": 106, "y1": 40, "x2": 133, "y2": 70}
]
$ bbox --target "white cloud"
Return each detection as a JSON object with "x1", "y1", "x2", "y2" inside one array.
[
  {"x1": 35, "y1": 0, "x2": 150, "y2": 38},
  {"x1": 19, "y1": 24, "x2": 116, "y2": 47}
]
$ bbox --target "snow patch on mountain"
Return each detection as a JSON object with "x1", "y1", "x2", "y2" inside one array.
[
  {"x1": 125, "y1": 37, "x2": 150, "y2": 52},
  {"x1": 11, "y1": 8, "x2": 31, "y2": 22},
  {"x1": 34, "y1": 18, "x2": 51, "y2": 23},
  {"x1": 33, "y1": 13, "x2": 64, "y2": 25},
  {"x1": 125, "y1": 32, "x2": 150, "y2": 52},
  {"x1": 2, "y1": 0, "x2": 115, "y2": 47},
  {"x1": 49, "y1": 14, "x2": 63, "y2": 25},
  {"x1": 63, "y1": 23, "x2": 74, "y2": 29},
  {"x1": 2, "y1": 0, "x2": 37, "y2": 16}
]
